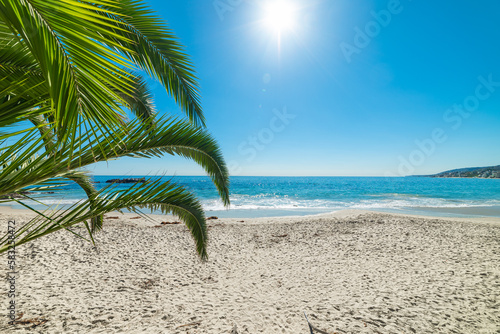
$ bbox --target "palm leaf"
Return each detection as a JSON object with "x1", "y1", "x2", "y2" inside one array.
[
  {"x1": 118, "y1": 72, "x2": 157, "y2": 122},
  {"x1": 0, "y1": 0, "x2": 133, "y2": 143},
  {"x1": 97, "y1": 0, "x2": 205, "y2": 126},
  {"x1": 0, "y1": 117, "x2": 230, "y2": 205},
  {"x1": 62, "y1": 171, "x2": 103, "y2": 235},
  {"x1": 0, "y1": 179, "x2": 209, "y2": 259},
  {"x1": 0, "y1": 0, "x2": 230, "y2": 259}
]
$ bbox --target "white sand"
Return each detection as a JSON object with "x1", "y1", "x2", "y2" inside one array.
[{"x1": 0, "y1": 208, "x2": 499, "y2": 333}]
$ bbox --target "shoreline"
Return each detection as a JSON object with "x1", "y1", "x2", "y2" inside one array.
[{"x1": 1, "y1": 206, "x2": 500, "y2": 225}]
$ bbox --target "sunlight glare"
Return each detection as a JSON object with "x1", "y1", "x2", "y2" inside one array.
[{"x1": 264, "y1": 1, "x2": 296, "y2": 33}]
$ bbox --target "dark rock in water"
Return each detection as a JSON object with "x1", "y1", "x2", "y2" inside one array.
[
  {"x1": 105, "y1": 177, "x2": 146, "y2": 184},
  {"x1": 0, "y1": 191, "x2": 31, "y2": 199}
]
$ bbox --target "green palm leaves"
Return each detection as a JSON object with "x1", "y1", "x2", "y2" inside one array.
[{"x1": 0, "y1": 0, "x2": 229, "y2": 259}]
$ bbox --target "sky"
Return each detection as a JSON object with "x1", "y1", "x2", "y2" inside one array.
[{"x1": 92, "y1": 0, "x2": 500, "y2": 177}]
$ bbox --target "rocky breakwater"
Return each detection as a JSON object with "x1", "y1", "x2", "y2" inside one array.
[{"x1": 105, "y1": 178, "x2": 146, "y2": 184}]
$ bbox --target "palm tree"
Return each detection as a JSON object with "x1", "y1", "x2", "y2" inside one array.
[{"x1": 0, "y1": 0, "x2": 229, "y2": 259}]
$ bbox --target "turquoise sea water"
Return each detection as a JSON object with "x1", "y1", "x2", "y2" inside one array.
[{"x1": 8, "y1": 176, "x2": 500, "y2": 218}]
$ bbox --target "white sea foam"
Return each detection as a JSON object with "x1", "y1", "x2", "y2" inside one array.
[
  {"x1": 38, "y1": 199, "x2": 83, "y2": 205},
  {"x1": 201, "y1": 196, "x2": 500, "y2": 212},
  {"x1": 12, "y1": 186, "x2": 500, "y2": 217}
]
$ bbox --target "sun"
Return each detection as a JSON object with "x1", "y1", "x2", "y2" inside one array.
[{"x1": 263, "y1": 1, "x2": 296, "y2": 33}]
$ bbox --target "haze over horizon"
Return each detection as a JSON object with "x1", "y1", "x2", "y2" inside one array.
[{"x1": 91, "y1": 0, "x2": 500, "y2": 177}]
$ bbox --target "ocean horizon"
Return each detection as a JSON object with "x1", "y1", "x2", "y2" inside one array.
[{"x1": 7, "y1": 175, "x2": 500, "y2": 218}]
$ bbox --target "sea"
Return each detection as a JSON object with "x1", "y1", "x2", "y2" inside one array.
[{"x1": 6, "y1": 176, "x2": 500, "y2": 218}]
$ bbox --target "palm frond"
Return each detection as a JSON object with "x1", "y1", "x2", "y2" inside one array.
[
  {"x1": 97, "y1": 0, "x2": 205, "y2": 126},
  {"x1": 62, "y1": 170, "x2": 103, "y2": 235},
  {"x1": 0, "y1": 0, "x2": 132, "y2": 143},
  {"x1": 118, "y1": 72, "x2": 157, "y2": 122},
  {"x1": 0, "y1": 117, "x2": 230, "y2": 205},
  {"x1": 0, "y1": 179, "x2": 209, "y2": 259},
  {"x1": 0, "y1": 0, "x2": 230, "y2": 259}
]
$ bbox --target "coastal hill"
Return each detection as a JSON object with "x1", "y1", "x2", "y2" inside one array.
[{"x1": 420, "y1": 165, "x2": 500, "y2": 178}]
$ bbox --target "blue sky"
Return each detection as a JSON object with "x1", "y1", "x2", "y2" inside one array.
[{"x1": 92, "y1": 0, "x2": 500, "y2": 176}]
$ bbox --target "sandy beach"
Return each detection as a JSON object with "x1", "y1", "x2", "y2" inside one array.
[{"x1": 0, "y1": 208, "x2": 499, "y2": 333}]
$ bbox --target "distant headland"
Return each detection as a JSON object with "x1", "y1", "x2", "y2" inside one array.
[{"x1": 415, "y1": 165, "x2": 500, "y2": 178}]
